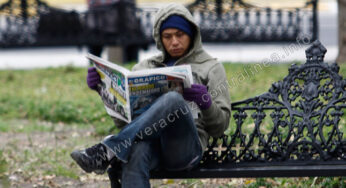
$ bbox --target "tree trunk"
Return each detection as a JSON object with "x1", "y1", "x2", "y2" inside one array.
[{"x1": 337, "y1": 0, "x2": 346, "y2": 63}]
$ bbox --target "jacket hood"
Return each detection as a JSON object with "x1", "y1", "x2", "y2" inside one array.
[{"x1": 152, "y1": 3, "x2": 214, "y2": 65}]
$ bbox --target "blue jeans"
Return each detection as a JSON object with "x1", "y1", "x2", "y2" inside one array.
[{"x1": 102, "y1": 92, "x2": 203, "y2": 188}]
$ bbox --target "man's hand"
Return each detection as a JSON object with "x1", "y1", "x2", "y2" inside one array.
[
  {"x1": 87, "y1": 67, "x2": 101, "y2": 90},
  {"x1": 183, "y1": 84, "x2": 212, "y2": 110}
]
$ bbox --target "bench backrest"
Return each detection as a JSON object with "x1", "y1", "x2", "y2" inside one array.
[{"x1": 202, "y1": 40, "x2": 346, "y2": 166}]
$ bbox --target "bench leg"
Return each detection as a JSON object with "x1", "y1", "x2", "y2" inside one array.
[{"x1": 107, "y1": 166, "x2": 121, "y2": 188}]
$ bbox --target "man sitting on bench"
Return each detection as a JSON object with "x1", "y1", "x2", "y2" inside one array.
[{"x1": 71, "y1": 3, "x2": 231, "y2": 187}]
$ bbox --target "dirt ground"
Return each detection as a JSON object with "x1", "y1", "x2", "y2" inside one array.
[
  {"x1": 0, "y1": 123, "x2": 250, "y2": 188},
  {"x1": 0, "y1": 126, "x2": 110, "y2": 188}
]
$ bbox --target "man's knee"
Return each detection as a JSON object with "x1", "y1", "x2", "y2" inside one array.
[
  {"x1": 161, "y1": 92, "x2": 187, "y2": 114},
  {"x1": 163, "y1": 91, "x2": 185, "y2": 104}
]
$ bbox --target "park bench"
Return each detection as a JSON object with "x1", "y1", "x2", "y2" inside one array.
[{"x1": 107, "y1": 41, "x2": 346, "y2": 187}]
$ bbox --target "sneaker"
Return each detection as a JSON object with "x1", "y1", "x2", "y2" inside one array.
[{"x1": 70, "y1": 143, "x2": 110, "y2": 174}]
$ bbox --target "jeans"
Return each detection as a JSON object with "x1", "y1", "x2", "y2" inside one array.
[{"x1": 102, "y1": 91, "x2": 203, "y2": 188}]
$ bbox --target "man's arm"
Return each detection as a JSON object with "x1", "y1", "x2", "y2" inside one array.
[
  {"x1": 202, "y1": 63, "x2": 231, "y2": 138},
  {"x1": 131, "y1": 60, "x2": 151, "y2": 71}
]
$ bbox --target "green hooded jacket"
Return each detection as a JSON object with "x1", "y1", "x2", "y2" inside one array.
[{"x1": 131, "y1": 3, "x2": 232, "y2": 151}]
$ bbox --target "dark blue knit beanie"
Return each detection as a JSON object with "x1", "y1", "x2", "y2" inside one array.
[{"x1": 160, "y1": 15, "x2": 194, "y2": 38}]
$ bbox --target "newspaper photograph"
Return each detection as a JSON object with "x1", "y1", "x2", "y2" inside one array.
[{"x1": 92, "y1": 59, "x2": 130, "y2": 123}]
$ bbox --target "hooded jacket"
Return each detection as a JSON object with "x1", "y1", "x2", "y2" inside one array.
[{"x1": 131, "y1": 3, "x2": 231, "y2": 151}]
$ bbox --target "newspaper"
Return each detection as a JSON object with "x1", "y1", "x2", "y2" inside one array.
[{"x1": 87, "y1": 54, "x2": 198, "y2": 123}]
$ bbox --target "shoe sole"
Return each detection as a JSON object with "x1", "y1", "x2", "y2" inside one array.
[{"x1": 70, "y1": 151, "x2": 106, "y2": 175}]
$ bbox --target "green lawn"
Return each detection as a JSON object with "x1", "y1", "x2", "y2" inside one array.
[
  {"x1": 0, "y1": 63, "x2": 294, "y2": 134},
  {"x1": 0, "y1": 62, "x2": 345, "y2": 187}
]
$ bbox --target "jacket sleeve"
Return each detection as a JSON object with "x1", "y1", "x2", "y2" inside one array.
[
  {"x1": 131, "y1": 60, "x2": 150, "y2": 71},
  {"x1": 201, "y1": 62, "x2": 231, "y2": 138}
]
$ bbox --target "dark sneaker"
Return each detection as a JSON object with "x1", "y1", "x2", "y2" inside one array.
[{"x1": 70, "y1": 143, "x2": 110, "y2": 174}]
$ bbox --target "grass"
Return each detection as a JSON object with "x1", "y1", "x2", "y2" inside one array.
[
  {"x1": 0, "y1": 119, "x2": 55, "y2": 133},
  {"x1": 0, "y1": 62, "x2": 301, "y2": 134},
  {"x1": 0, "y1": 62, "x2": 345, "y2": 187},
  {"x1": 223, "y1": 62, "x2": 293, "y2": 100},
  {"x1": 0, "y1": 65, "x2": 116, "y2": 134},
  {"x1": 0, "y1": 150, "x2": 7, "y2": 176},
  {"x1": 0, "y1": 62, "x2": 300, "y2": 122}
]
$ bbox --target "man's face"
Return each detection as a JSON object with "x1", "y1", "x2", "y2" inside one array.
[{"x1": 161, "y1": 28, "x2": 191, "y2": 58}]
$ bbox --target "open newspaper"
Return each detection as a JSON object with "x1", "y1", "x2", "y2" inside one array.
[{"x1": 87, "y1": 54, "x2": 198, "y2": 123}]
